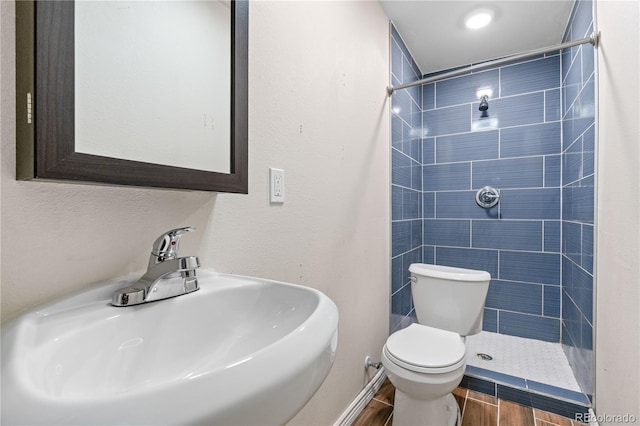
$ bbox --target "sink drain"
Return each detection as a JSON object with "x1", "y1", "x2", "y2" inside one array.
[{"x1": 476, "y1": 353, "x2": 493, "y2": 361}]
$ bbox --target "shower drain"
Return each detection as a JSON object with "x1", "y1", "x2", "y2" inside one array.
[{"x1": 476, "y1": 353, "x2": 493, "y2": 361}]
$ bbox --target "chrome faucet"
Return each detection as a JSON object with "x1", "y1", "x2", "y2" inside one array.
[{"x1": 112, "y1": 227, "x2": 201, "y2": 307}]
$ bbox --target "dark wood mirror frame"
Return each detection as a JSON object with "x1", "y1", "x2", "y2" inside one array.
[{"x1": 16, "y1": 0, "x2": 248, "y2": 193}]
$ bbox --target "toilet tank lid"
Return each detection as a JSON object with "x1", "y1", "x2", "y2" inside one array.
[{"x1": 409, "y1": 263, "x2": 491, "y2": 282}]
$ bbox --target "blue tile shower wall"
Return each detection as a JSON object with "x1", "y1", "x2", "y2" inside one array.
[
  {"x1": 561, "y1": 0, "x2": 595, "y2": 398},
  {"x1": 391, "y1": 27, "x2": 422, "y2": 332},
  {"x1": 421, "y1": 53, "x2": 564, "y2": 343},
  {"x1": 390, "y1": 7, "x2": 596, "y2": 396},
  {"x1": 390, "y1": 26, "x2": 566, "y2": 340}
]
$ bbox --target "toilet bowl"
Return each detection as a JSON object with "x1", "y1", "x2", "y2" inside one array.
[{"x1": 382, "y1": 264, "x2": 491, "y2": 426}]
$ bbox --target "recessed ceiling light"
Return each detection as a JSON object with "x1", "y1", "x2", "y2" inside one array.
[{"x1": 465, "y1": 9, "x2": 494, "y2": 30}]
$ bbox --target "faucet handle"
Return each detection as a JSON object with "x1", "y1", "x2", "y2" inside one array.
[{"x1": 151, "y1": 226, "x2": 196, "y2": 262}]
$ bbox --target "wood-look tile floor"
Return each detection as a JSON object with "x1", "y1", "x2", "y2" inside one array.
[{"x1": 353, "y1": 379, "x2": 586, "y2": 426}]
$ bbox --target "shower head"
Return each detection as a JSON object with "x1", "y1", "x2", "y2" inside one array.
[{"x1": 479, "y1": 95, "x2": 489, "y2": 111}]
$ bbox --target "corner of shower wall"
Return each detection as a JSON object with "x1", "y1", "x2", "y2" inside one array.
[
  {"x1": 560, "y1": 0, "x2": 596, "y2": 401},
  {"x1": 390, "y1": 24, "x2": 423, "y2": 334}
]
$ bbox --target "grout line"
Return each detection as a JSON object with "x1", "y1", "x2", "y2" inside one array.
[
  {"x1": 383, "y1": 410, "x2": 393, "y2": 426},
  {"x1": 371, "y1": 397, "x2": 393, "y2": 408}
]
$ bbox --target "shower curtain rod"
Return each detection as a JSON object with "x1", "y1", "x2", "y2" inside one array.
[{"x1": 386, "y1": 32, "x2": 600, "y2": 96}]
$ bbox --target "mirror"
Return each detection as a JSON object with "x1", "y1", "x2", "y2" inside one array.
[{"x1": 16, "y1": 0, "x2": 248, "y2": 193}]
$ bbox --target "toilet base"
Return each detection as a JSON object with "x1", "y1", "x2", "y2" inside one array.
[{"x1": 393, "y1": 390, "x2": 459, "y2": 426}]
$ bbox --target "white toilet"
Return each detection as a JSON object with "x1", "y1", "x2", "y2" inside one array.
[{"x1": 382, "y1": 263, "x2": 491, "y2": 426}]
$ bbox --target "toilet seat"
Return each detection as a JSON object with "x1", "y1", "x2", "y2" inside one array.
[{"x1": 384, "y1": 324, "x2": 466, "y2": 374}]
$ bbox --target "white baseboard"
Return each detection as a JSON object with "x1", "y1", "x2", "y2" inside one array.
[{"x1": 333, "y1": 368, "x2": 387, "y2": 426}]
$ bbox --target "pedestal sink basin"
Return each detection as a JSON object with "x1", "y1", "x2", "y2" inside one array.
[{"x1": 1, "y1": 269, "x2": 339, "y2": 425}]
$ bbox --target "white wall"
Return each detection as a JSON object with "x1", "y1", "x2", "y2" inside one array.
[
  {"x1": 595, "y1": 0, "x2": 640, "y2": 422},
  {"x1": 0, "y1": 1, "x2": 390, "y2": 424}
]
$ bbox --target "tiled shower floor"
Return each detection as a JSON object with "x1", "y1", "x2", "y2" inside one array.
[{"x1": 465, "y1": 332, "x2": 581, "y2": 392}]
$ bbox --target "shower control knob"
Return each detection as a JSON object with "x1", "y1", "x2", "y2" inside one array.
[{"x1": 476, "y1": 186, "x2": 500, "y2": 208}]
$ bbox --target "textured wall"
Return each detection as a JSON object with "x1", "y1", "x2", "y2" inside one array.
[
  {"x1": 594, "y1": 0, "x2": 640, "y2": 421},
  {"x1": 1, "y1": 2, "x2": 391, "y2": 424}
]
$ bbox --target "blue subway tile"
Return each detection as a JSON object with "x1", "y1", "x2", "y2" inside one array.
[
  {"x1": 422, "y1": 137, "x2": 435, "y2": 165},
  {"x1": 543, "y1": 285, "x2": 561, "y2": 317},
  {"x1": 562, "y1": 175, "x2": 594, "y2": 224},
  {"x1": 423, "y1": 104, "x2": 471, "y2": 137},
  {"x1": 545, "y1": 155, "x2": 562, "y2": 187},
  {"x1": 392, "y1": 115, "x2": 403, "y2": 149},
  {"x1": 582, "y1": 43, "x2": 595, "y2": 82},
  {"x1": 561, "y1": 45, "x2": 577, "y2": 81},
  {"x1": 563, "y1": 258, "x2": 593, "y2": 323},
  {"x1": 423, "y1": 245, "x2": 434, "y2": 264},
  {"x1": 527, "y1": 380, "x2": 591, "y2": 406},
  {"x1": 392, "y1": 221, "x2": 411, "y2": 257},
  {"x1": 497, "y1": 385, "x2": 532, "y2": 407},
  {"x1": 529, "y1": 392, "x2": 590, "y2": 419},
  {"x1": 436, "y1": 247, "x2": 498, "y2": 278},
  {"x1": 411, "y1": 161, "x2": 422, "y2": 190},
  {"x1": 392, "y1": 148, "x2": 411, "y2": 188},
  {"x1": 563, "y1": 53, "x2": 582, "y2": 115},
  {"x1": 391, "y1": 37, "x2": 403, "y2": 82},
  {"x1": 563, "y1": 138, "x2": 583, "y2": 185},
  {"x1": 402, "y1": 55, "x2": 419, "y2": 88},
  {"x1": 409, "y1": 109, "x2": 422, "y2": 131},
  {"x1": 501, "y1": 56, "x2": 561, "y2": 96},
  {"x1": 571, "y1": 0, "x2": 594, "y2": 40},
  {"x1": 435, "y1": 69, "x2": 499, "y2": 108},
  {"x1": 498, "y1": 311, "x2": 560, "y2": 342},
  {"x1": 472, "y1": 92, "x2": 545, "y2": 130},
  {"x1": 424, "y1": 162, "x2": 471, "y2": 191},
  {"x1": 500, "y1": 188, "x2": 560, "y2": 220},
  {"x1": 402, "y1": 247, "x2": 422, "y2": 284},
  {"x1": 500, "y1": 122, "x2": 561, "y2": 158},
  {"x1": 562, "y1": 323, "x2": 576, "y2": 352},
  {"x1": 392, "y1": 185, "x2": 402, "y2": 220},
  {"x1": 424, "y1": 219, "x2": 470, "y2": 247},
  {"x1": 436, "y1": 191, "x2": 499, "y2": 219},
  {"x1": 405, "y1": 137, "x2": 422, "y2": 163},
  {"x1": 404, "y1": 188, "x2": 421, "y2": 220},
  {"x1": 500, "y1": 251, "x2": 560, "y2": 284},
  {"x1": 472, "y1": 220, "x2": 542, "y2": 251},
  {"x1": 392, "y1": 256, "x2": 404, "y2": 294},
  {"x1": 411, "y1": 220, "x2": 423, "y2": 249},
  {"x1": 483, "y1": 308, "x2": 497, "y2": 332},
  {"x1": 562, "y1": 77, "x2": 595, "y2": 148},
  {"x1": 422, "y1": 138, "x2": 436, "y2": 164},
  {"x1": 436, "y1": 130, "x2": 499, "y2": 163},
  {"x1": 563, "y1": 221, "x2": 582, "y2": 265},
  {"x1": 422, "y1": 83, "x2": 435, "y2": 111},
  {"x1": 473, "y1": 157, "x2": 543, "y2": 189},
  {"x1": 581, "y1": 319, "x2": 593, "y2": 351},
  {"x1": 544, "y1": 220, "x2": 561, "y2": 253},
  {"x1": 545, "y1": 89, "x2": 561, "y2": 122},
  {"x1": 392, "y1": 90, "x2": 413, "y2": 123},
  {"x1": 582, "y1": 224, "x2": 593, "y2": 274},
  {"x1": 423, "y1": 192, "x2": 435, "y2": 218},
  {"x1": 461, "y1": 375, "x2": 497, "y2": 397},
  {"x1": 486, "y1": 280, "x2": 543, "y2": 315},
  {"x1": 582, "y1": 124, "x2": 595, "y2": 177},
  {"x1": 562, "y1": 287, "x2": 581, "y2": 342},
  {"x1": 391, "y1": 283, "x2": 412, "y2": 316}
]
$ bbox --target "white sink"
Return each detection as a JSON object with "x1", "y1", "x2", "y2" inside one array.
[{"x1": 1, "y1": 269, "x2": 339, "y2": 425}]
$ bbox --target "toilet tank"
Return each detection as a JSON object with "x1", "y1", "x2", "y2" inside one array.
[{"x1": 409, "y1": 263, "x2": 491, "y2": 336}]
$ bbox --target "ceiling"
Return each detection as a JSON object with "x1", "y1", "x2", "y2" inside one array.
[{"x1": 379, "y1": 1, "x2": 575, "y2": 75}]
